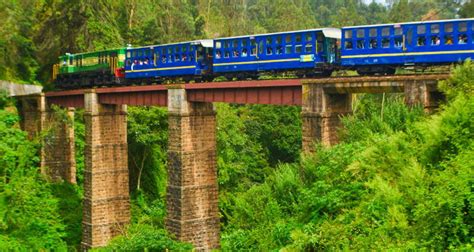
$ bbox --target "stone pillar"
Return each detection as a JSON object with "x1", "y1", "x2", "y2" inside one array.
[
  {"x1": 18, "y1": 94, "x2": 46, "y2": 139},
  {"x1": 302, "y1": 84, "x2": 352, "y2": 153},
  {"x1": 41, "y1": 107, "x2": 76, "y2": 183},
  {"x1": 404, "y1": 80, "x2": 444, "y2": 112},
  {"x1": 18, "y1": 94, "x2": 76, "y2": 183},
  {"x1": 82, "y1": 90, "x2": 130, "y2": 249},
  {"x1": 165, "y1": 87, "x2": 220, "y2": 251}
]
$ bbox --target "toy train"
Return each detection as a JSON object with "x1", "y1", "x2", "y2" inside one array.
[{"x1": 53, "y1": 18, "x2": 474, "y2": 89}]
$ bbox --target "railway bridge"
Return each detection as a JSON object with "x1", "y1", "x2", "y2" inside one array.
[{"x1": 15, "y1": 74, "x2": 447, "y2": 251}]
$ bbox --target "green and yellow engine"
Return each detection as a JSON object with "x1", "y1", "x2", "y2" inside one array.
[{"x1": 52, "y1": 48, "x2": 126, "y2": 89}]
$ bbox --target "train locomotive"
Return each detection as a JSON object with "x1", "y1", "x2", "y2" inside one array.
[{"x1": 53, "y1": 18, "x2": 474, "y2": 89}]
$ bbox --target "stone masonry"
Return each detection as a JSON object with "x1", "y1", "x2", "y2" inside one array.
[
  {"x1": 18, "y1": 94, "x2": 76, "y2": 183},
  {"x1": 404, "y1": 80, "x2": 444, "y2": 112},
  {"x1": 302, "y1": 84, "x2": 352, "y2": 153},
  {"x1": 82, "y1": 90, "x2": 130, "y2": 249},
  {"x1": 165, "y1": 87, "x2": 220, "y2": 251}
]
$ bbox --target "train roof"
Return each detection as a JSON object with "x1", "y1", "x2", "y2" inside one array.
[
  {"x1": 343, "y1": 18, "x2": 474, "y2": 29},
  {"x1": 61, "y1": 47, "x2": 126, "y2": 58},
  {"x1": 214, "y1": 28, "x2": 341, "y2": 40},
  {"x1": 130, "y1": 39, "x2": 214, "y2": 50}
]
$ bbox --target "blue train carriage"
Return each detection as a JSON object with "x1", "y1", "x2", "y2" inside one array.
[
  {"x1": 341, "y1": 18, "x2": 474, "y2": 75},
  {"x1": 124, "y1": 39, "x2": 214, "y2": 83},
  {"x1": 212, "y1": 28, "x2": 341, "y2": 78}
]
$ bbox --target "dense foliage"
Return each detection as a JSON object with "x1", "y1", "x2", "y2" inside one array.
[{"x1": 220, "y1": 62, "x2": 474, "y2": 250}]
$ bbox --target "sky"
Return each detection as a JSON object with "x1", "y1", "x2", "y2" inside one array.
[{"x1": 362, "y1": 0, "x2": 387, "y2": 5}]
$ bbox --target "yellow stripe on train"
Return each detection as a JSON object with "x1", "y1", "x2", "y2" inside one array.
[{"x1": 341, "y1": 50, "x2": 474, "y2": 59}]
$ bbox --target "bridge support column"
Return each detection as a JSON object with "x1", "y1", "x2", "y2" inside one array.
[
  {"x1": 302, "y1": 84, "x2": 352, "y2": 153},
  {"x1": 82, "y1": 90, "x2": 130, "y2": 249},
  {"x1": 18, "y1": 94, "x2": 76, "y2": 183},
  {"x1": 404, "y1": 80, "x2": 443, "y2": 112},
  {"x1": 166, "y1": 88, "x2": 220, "y2": 251}
]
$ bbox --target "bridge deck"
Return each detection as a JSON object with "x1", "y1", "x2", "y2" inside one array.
[{"x1": 44, "y1": 74, "x2": 450, "y2": 108}]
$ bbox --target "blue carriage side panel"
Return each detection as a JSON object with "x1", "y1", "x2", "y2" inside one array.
[
  {"x1": 341, "y1": 18, "x2": 474, "y2": 67},
  {"x1": 213, "y1": 28, "x2": 341, "y2": 74},
  {"x1": 124, "y1": 40, "x2": 213, "y2": 79}
]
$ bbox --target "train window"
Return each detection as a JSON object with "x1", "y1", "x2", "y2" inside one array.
[
  {"x1": 233, "y1": 40, "x2": 239, "y2": 48},
  {"x1": 251, "y1": 40, "x2": 257, "y2": 55},
  {"x1": 285, "y1": 45, "x2": 293, "y2": 54},
  {"x1": 357, "y1": 29, "x2": 365, "y2": 38},
  {"x1": 417, "y1": 25, "x2": 426, "y2": 34},
  {"x1": 69, "y1": 57, "x2": 73, "y2": 65},
  {"x1": 394, "y1": 37, "x2": 402, "y2": 48},
  {"x1": 305, "y1": 44, "x2": 312, "y2": 53},
  {"x1": 161, "y1": 48, "x2": 166, "y2": 55},
  {"x1": 431, "y1": 24, "x2": 439, "y2": 34},
  {"x1": 266, "y1": 37, "x2": 272, "y2": 45},
  {"x1": 459, "y1": 22, "x2": 467, "y2": 32},
  {"x1": 197, "y1": 47, "x2": 204, "y2": 60},
  {"x1": 382, "y1": 27, "x2": 390, "y2": 36},
  {"x1": 345, "y1": 41, "x2": 353, "y2": 50},
  {"x1": 190, "y1": 53, "x2": 195, "y2": 62},
  {"x1": 369, "y1": 38, "x2": 377, "y2": 49},
  {"x1": 259, "y1": 40, "x2": 264, "y2": 55},
  {"x1": 167, "y1": 48, "x2": 172, "y2": 54},
  {"x1": 181, "y1": 53, "x2": 188, "y2": 61},
  {"x1": 266, "y1": 46, "x2": 273, "y2": 55},
  {"x1": 276, "y1": 45, "x2": 283, "y2": 55},
  {"x1": 276, "y1": 36, "x2": 282, "y2": 44},
  {"x1": 285, "y1": 35, "x2": 292, "y2": 43},
  {"x1": 190, "y1": 46, "x2": 195, "y2": 52},
  {"x1": 417, "y1": 36, "x2": 426, "y2": 46},
  {"x1": 233, "y1": 49, "x2": 239, "y2": 57},
  {"x1": 431, "y1": 35, "x2": 440, "y2": 46},
  {"x1": 127, "y1": 52, "x2": 131, "y2": 58},
  {"x1": 295, "y1": 34, "x2": 302, "y2": 43},
  {"x1": 305, "y1": 33, "x2": 312, "y2": 42},
  {"x1": 242, "y1": 39, "x2": 248, "y2": 47},
  {"x1": 394, "y1": 27, "x2": 402, "y2": 36},
  {"x1": 317, "y1": 41, "x2": 322, "y2": 53},
  {"x1": 369, "y1": 28, "x2": 377, "y2": 37},
  {"x1": 357, "y1": 40, "x2": 364, "y2": 49},
  {"x1": 382, "y1": 38, "x2": 390, "y2": 48},
  {"x1": 295, "y1": 45, "x2": 302, "y2": 53},
  {"x1": 215, "y1": 50, "x2": 222, "y2": 59},
  {"x1": 126, "y1": 59, "x2": 131, "y2": 66},
  {"x1": 216, "y1": 41, "x2": 221, "y2": 49},
  {"x1": 458, "y1": 34, "x2": 468, "y2": 44},
  {"x1": 154, "y1": 52, "x2": 159, "y2": 65},
  {"x1": 445, "y1": 23, "x2": 453, "y2": 33},
  {"x1": 444, "y1": 35, "x2": 454, "y2": 45},
  {"x1": 182, "y1": 45, "x2": 187, "y2": 52},
  {"x1": 241, "y1": 48, "x2": 248, "y2": 57},
  {"x1": 176, "y1": 46, "x2": 181, "y2": 53},
  {"x1": 224, "y1": 51, "x2": 230, "y2": 58},
  {"x1": 345, "y1": 30, "x2": 352, "y2": 39},
  {"x1": 175, "y1": 54, "x2": 180, "y2": 62},
  {"x1": 407, "y1": 28, "x2": 413, "y2": 45}
]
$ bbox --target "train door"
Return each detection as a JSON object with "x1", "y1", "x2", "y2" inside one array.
[
  {"x1": 110, "y1": 52, "x2": 118, "y2": 74},
  {"x1": 325, "y1": 38, "x2": 338, "y2": 64},
  {"x1": 256, "y1": 37, "x2": 265, "y2": 71},
  {"x1": 196, "y1": 40, "x2": 214, "y2": 73},
  {"x1": 403, "y1": 25, "x2": 415, "y2": 64},
  {"x1": 249, "y1": 37, "x2": 258, "y2": 70}
]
